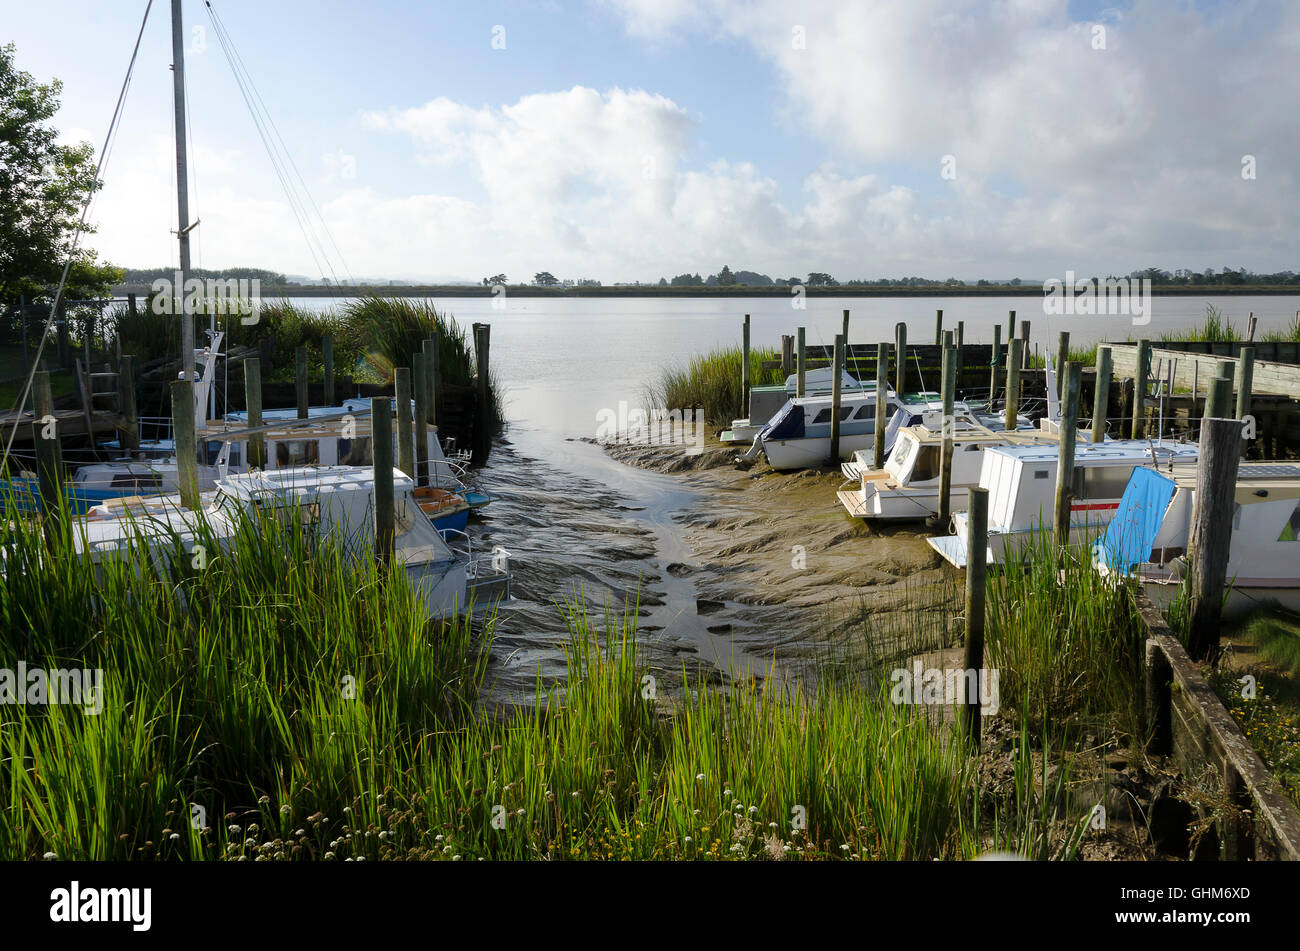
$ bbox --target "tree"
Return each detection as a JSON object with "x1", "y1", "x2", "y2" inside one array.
[
  {"x1": 657, "y1": 277, "x2": 668, "y2": 286},
  {"x1": 806, "y1": 272, "x2": 837, "y2": 286},
  {"x1": 716, "y1": 264, "x2": 735, "y2": 285},
  {"x1": 482, "y1": 273, "x2": 508, "y2": 285},
  {"x1": 0, "y1": 43, "x2": 118, "y2": 303},
  {"x1": 533, "y1": 271, "x2": 559, "y2": 286}
]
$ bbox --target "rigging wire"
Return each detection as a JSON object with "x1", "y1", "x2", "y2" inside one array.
[{"x1": 1, "y1": 0, "x2": 156, "y2": 476}]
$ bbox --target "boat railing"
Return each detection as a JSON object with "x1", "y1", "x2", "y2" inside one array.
[{"x1": 439, "y1": 526, "x2": 512, "y2": 601}]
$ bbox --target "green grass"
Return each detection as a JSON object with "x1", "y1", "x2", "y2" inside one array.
[
  {"x1": 651, "y1": 346, "x2": 783, "y2": 427},
  {"x1": 1026, "y1": 344, "x2": 1100, "y2": 370},
  {"x1": 1158, "y1": 305, "x2": 1241, "y2": 344}
]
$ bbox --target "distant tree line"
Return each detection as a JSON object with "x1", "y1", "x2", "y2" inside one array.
[{"x1": 120, "y1": 266, "x2": 289, "y2": 285}]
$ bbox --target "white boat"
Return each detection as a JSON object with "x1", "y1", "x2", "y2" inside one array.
[
  {"x1": 837, "y1": 422, "x2": 1073, "y2": 521},
  {"x1": 721, "y1": 367, "x2": 863, "y2": 444},
  {"x1": 735, "y1": 383, "x2": 909, "y2": 470},
  {"x1": 77, "y1": 467, "x2": 510, "y2": 619},
  {"x1": 1093, "y1": 461, "x2": 1300, "y2": 616},
  {"x1": 928, "y1": 439, "x2": 1201, "y2": 567}
]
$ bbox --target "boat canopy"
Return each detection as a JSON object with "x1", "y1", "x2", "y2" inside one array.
[
  {"x1": 1094, "y1": 467, "x2": 1178, "y2": 574},
  {"x1": 762, "y1": 399, "x2": 805, "y2": 441}
]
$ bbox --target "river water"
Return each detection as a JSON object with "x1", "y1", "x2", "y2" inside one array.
[{"x1": 288, "y1": 294, "x2": 1300, "y2": 699}]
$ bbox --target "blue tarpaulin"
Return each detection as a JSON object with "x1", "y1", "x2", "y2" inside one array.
[
  {"x1": 1094, "y1": 466, "x2": 1177, "y2": 574},
  {"x1": 761, "y1": 399, "x2": 805, "y2": 441}
]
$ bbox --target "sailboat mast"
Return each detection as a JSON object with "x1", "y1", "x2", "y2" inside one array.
[{"x1": 171, "y1": 0, "x2": 195, "y2": 383}]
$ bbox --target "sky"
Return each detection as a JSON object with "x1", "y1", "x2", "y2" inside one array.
[{"x1": 5, "y1": 0, "x2": 1299, "y2": 284}]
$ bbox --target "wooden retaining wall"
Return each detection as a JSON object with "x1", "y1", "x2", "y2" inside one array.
[
  {"x1": 1110, "y1": 342, "x2": 1300, "y2": 398},
  {"x1": 1134, "y1": 589, "x2": 1300, "y2": 860}
]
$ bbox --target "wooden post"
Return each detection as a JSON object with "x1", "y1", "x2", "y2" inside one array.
[
  {"x1": 1246, "y1": 313, "x2": 1257, "y2": 342},
  {"x1": 961, "y1": 487, "x2": 988, "y2": 749},
  {"x1": 1055, "y1": 330, "x2": 1070, "y2": 400},
  {"x1": 1005, "y1": 338, "x2": 1022, "y2": 431},
  {"x1": 841, "y1": 309, "x2": 850, "y2": 350},
  {"x1": 245, "y1": 356, "x2": 265, "y2": 470},
  {"x1": 1187, "y1": 417, "x2": 1244, "y2": 661},
  {"x1": 1091, "y1": 346, "x2": 1112, "y2": 443},
  {"x1": 372, "y1": 396, "x2": 395, "y2": 565},
  {"x1": 1019, "y1": 320, "x2": 1031, "y2": 367},
  {"x1": 1145, "y1": 640, "x2": 1173, "y2": 755},
  {"x1": 19, "y1": 293, "x2": 30, "y2": 375},
  {"x1": 796, "y1": 327, "x2": 806, "y2": 398},
  {"x1": 780, "y1": 335, "x2": 794, "y2": 374},
  {"x1": 473, "y1": 323, "x2": 491, "y2": 463},
  {"x1": 741, "y1": 314, "x2": 751, "y2": 419},
  {"x1": 955, "y1": 320, "x2": 965, "y2": 379},
  {"x1": 935, "y1": 339, "x2": 956, "y2": 525},
  {"x1": 934, "y1": 309, "x2": 943, "y2": 346},
  {"x1": 295, "y1": 345, "x2": 309, "y2": 419},
  {"x1": 322, "y1": 333, "x2": 335, "y2": 407},
  {"x1": 1053, "y1": 362, "x2": 1082, "y2": 548},
  {"x1": 118, "y1": 354, "x2": 139, "y2": 452},
  {"x1": 1132, "y1": 339, "x2": 1150, "y2": 439},
  {"x1": 828, "y1": 334, "x2": 844, "y2": 464},
  {"x1": 874, "y1": 341, "x2": 889, "y2": 469},
  {"x1": 171, "y1": 380, "x2": 200, "y2": 510},
  {"x1": 894, "y1": 322, "x2": 907, "y2": 395},
  {"x1": 127, "y1": 292, "x2": 138, "y2": 317},
  {"x1": 423, "y1": 336, "x2": 438, "y2": 427},
  {"x1": 33, "y1": 371, "x2": 63, "y2": 529},
  {"x1": 989, "y1": 323, "x2": 1001, "y2": 405},
  {"x1": 395, "y1": 367, "x2": 414, "y2": 478},
  {"x1": 1006, "y1": 310, "x2": 1015, "y2": 344},
  {"x1": 258, "y1": 336, "x2": 273, "y2": 376},
  {"x1": 1205, "y1": 376, "x2": 1232, "y2": 420},
  {"x1": 56, "y1": 299, "x2": 69, "y2": 370},
  {"x1": 412, "y1": 353, "x2": 429, "y2": 486},
  {"x1": 1235, "y1": 347, "x2": 1254, "y2": 449}
]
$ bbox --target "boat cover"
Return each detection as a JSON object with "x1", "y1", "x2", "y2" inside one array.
[
  {"x1": 761, "y1": 399, "x2": 805, "y2": 441},
  {"x1": 1094, "y1": 467, "x2": 1177, "y2": 573}
]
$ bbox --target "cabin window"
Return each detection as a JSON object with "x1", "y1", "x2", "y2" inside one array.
[
  {"x1": 228, "y1": 445, "x2": 241, "y2": 469},
  {"x1": 1279, "y1": 501, "x2": 1300, "y2": 542},
  {"x1": 811, "y1": 407, "x2": 853, "y2": 424},
  {"x1": 1033, "y1": 469, "x2": 1049, "y2": 479},
  {"x1": 1072, "y1": 465, "x2": 1135, "y2": 499},
  {"x1": 110, "y1": 472, "x2": 161, "y2": 490},
  {"x1": 911, "y1": 446, "x2": 940, "y2": 481},
  {"x1": 276, "y1": 439, "x2": 320, "y2": 468},
  {"x1": 337, "y1": 437, "x2": 373, "y2": 466}
]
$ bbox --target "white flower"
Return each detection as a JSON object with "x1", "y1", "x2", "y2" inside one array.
[
  {"x1": 279, "y1": 805, "x2": 291, "y2": 817},
  {"x1": 683, "y1": 836, "x2": 693, "y2": 844},
  {"x1": 452, "y1": 854, "x2": 463, "y2": 861},
  {"x1": 696, "y1": 773, "x2": 705, "y2": 781},
  {"x1": 840, "y1": 844, "x2": 850, "y2": 851},
  {"x1": 42, "y1": 852, "x2": 57, "y2": 861},
  {"x1": 748, "y1": 806, "x2": 758, "y2": 814}
]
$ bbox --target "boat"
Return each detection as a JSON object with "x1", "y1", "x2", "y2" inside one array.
[
  {"x1": 1093, "y1": 461, "x2": 1300, "y2": 616},
  {"x1": 76, "y1": 467, "x2": 511, "y2": 619},
  {"x1": 927, "y1": 439, "x2": 1201, "y2": 567},
  {"x1": 733, "y1": 382, "x2": 910, "y2": 470},
  {"x1": 837, "y1": 422, "x2": 1074, "y2": 521},
  {"x1": 721, "y1": 367, "x2": 862, "y2": 444}
]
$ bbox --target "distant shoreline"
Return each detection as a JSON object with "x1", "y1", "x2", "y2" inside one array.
[{"x1": 109, "y1": 283, "x2": 1300, "y2": 299}]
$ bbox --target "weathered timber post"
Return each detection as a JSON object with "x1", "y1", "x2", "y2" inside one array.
[
  {"x1": 395, "y1": 367, "x2": 414, "y2": 478},
  {"x1": 1055, "y1": 330, "x2": 1070, "y2": 400},
  {"x1": 423, "y1": 336, "x2": 438, "y2": 427},
  {"x1": 118, "y1": 354, "x2": 139, "y2": 452},
  {"x1": 934, "y1": 339, "x2": 957, "y2": 526},
  {"x1": 741, "y1": 314, "x2": 751, "y2": 419},
  {"x1": 780, "y1": 335, "x2": 794, "y2": 375},
  {"x1": 1091, "y1": 346, "x2": 1112, "y2": 443},
  {"x1": 1187, "y1": 417, "x2": 1244, "y2": 661},
  {"x1": 1053, "y1": 362, "x2": 1082, "y2": 548},
  {"x1": 989, "y1": 323, "x2": 1001, "y2": 404},
  {"x1": 171, "y1": 380, "x2": 200, "y2": 510},
  {"x1": 1132, "y1": 339, "x2": 1150, "y2": 439},
  {"x1": 473, "y1": 323, "x2": 492, "y2": 464},
  {"x1": 1020, "y1": 320, "x2": 1031, "y2": 367},
  {"x1": 962, "y1": 487, "x2": 989, "y2": 749},
  {"x1": 1005, "y1": 337, "x2": 1022, "y2": 431},
  {"x1": 322, "y1": 333, "x2": 335, "y2": 407},
  {"x1": 245, "y1": 357, "x2": 266, "y2": 470},
  {"x1": 955, "y1": 320, "x2": 965, "y2": 379},
  {"x1": 295, "y1": 345, "x2": 308, "y2": 419},
  {"x1": 1235, "y1": 347, "x2": 1254, "y2": 454},
  {"x1": 412, "y1": 353, "x2": 430, "y2": 487},
  {"x1": 372, "y1": 396, "x2": 395, "y2": 565},
  {"x1": 1246, "y1": 313, "x2": 1257, "y2": 342},
  {"x1": 842, "y1": 309, "x2": 850, "y2": 351},
  {"x1": 1006, "y1": 310, "x2": 1015, "y2": 345},
  {"x1": 894, "y1": 322, "x2": 907, "y2": 395},
  {"x1": 1205, "y1": 376, "x2": 1232, "y2": 421},
  {"x1": 1145, "y1": 640, "x2": 1173, "y2": 755},
  {"x1": 796, "y1": 327, "x2": 806, "y2": 398},
  {"x1": 828, "y1": 333, "x2": 844, "y2": 464},
  {"x1": 934, "y1": 309, "x2": 943, "y2": 346},
  {"x1": 874, "y1": 341, "x2": 889, "y2": 469}
]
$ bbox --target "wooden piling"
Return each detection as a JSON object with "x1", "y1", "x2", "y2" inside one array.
[
  {"x1": 780, "y1": 335, "x2": 794, "y2": 374},
  {"x1": 989, "y1": 323, "x2": 1001, "y2": 404},
  {"x1": 1020, "y1": 320, "x2": 1031, "y2": 367},
  {"x1": 1006, "y1": 310, "x2": 1015, "y2": 344},
  {"x1": 118, "y1": 354, "x2": 139, "y2": 452},
  {"x1": 873, "y1": 341, "x2": 888, "y2": 469},
  {"x1": 741, "y1": 314, "x2": 751, "y2": 418},
  {"x1": 171, "y1": 380, "x2": 200, "y2": 510},
  {"x1": 828, "y1": 334, "x2": 844, "y2": 464},
  {"x1": 423, "y1": 336, "x2": 438, "y2": 427},
  {"x1": 1132, "y1": 339, "x2": 1150, "y2": 439},
  {"x1": 295, "y1": 345, "x2": 308, "y2": 419},
  {"x1": 372, "y1": 396, "x2": 395, "y2": 564},
  {"x1": 955, "y1": 320, "x2": 965, "y2": 377},
  {"x1": 395, "y1": 367, "x2": 414, "y2": 478},
  {"x1": 1246, "y1": 313, "x2": 1257, "y2": 342},
  {"x1": 934, "y1": 309, "x2": 943, "y2": 346},
  {"x1": 894, "y1": 322, "x2": 907, "y2": 395},
  {"x1": 244, "y1": 357, "x2": 265, "y2": 470},
  {"x1": 1055, "y1": 331, "x2": 1070, "y2": 400},
  {"x1": 1005, "y1": 338, "x2": 1022, "y2": 431},
  {"x1": 936, "y1": 340, "x2": 957, "y2": 524},
  {"x1": 1235, "y1": 347, "x2": 1255, "y2": 443},
  {"x1": 1091, "y1": 346, "x2": 1112, "y2": 443},
  {"x1": 412, "y1": 353, "x2": 429, "y2": 487},
  {"x1": 1205, "y1": 376, "x2": 1233, "y2": 420},
  {"x1": 323, "y1": 333, "x2": 335, "y2": 407},
  {"x1": 473, "y1": 323, "x2": 492, "y2": 463},
  {"x1": 1053, "y1": 362, "x2": 1082, "y2": 548},
  {"x1": 1187, "y1": 417, "x2": 1244, "y2": 661},
  {"x1": 796, "y1": 327, "x2": 806, "y2": 398},
  {"x1": 33, "y1": 371, "x2": 63, "y2": 528},
  {"x1": 962, "y1": 487, "x2": 988, "y2": 749},
  {"x1": 841, "y1": 309, "x2": 850, "y2": 350}
]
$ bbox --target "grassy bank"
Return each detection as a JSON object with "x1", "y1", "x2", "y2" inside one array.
[{"x1": 651, "y1": 346, "x2": 783, "y2": 427}]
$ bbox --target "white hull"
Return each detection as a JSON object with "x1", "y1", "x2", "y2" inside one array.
[
  {"x1": 764, "y1": 433, "x2": 873, "y2": 469},
  {"x1": 838, "y1": 485, "x2": 971, "y2": 521}
]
